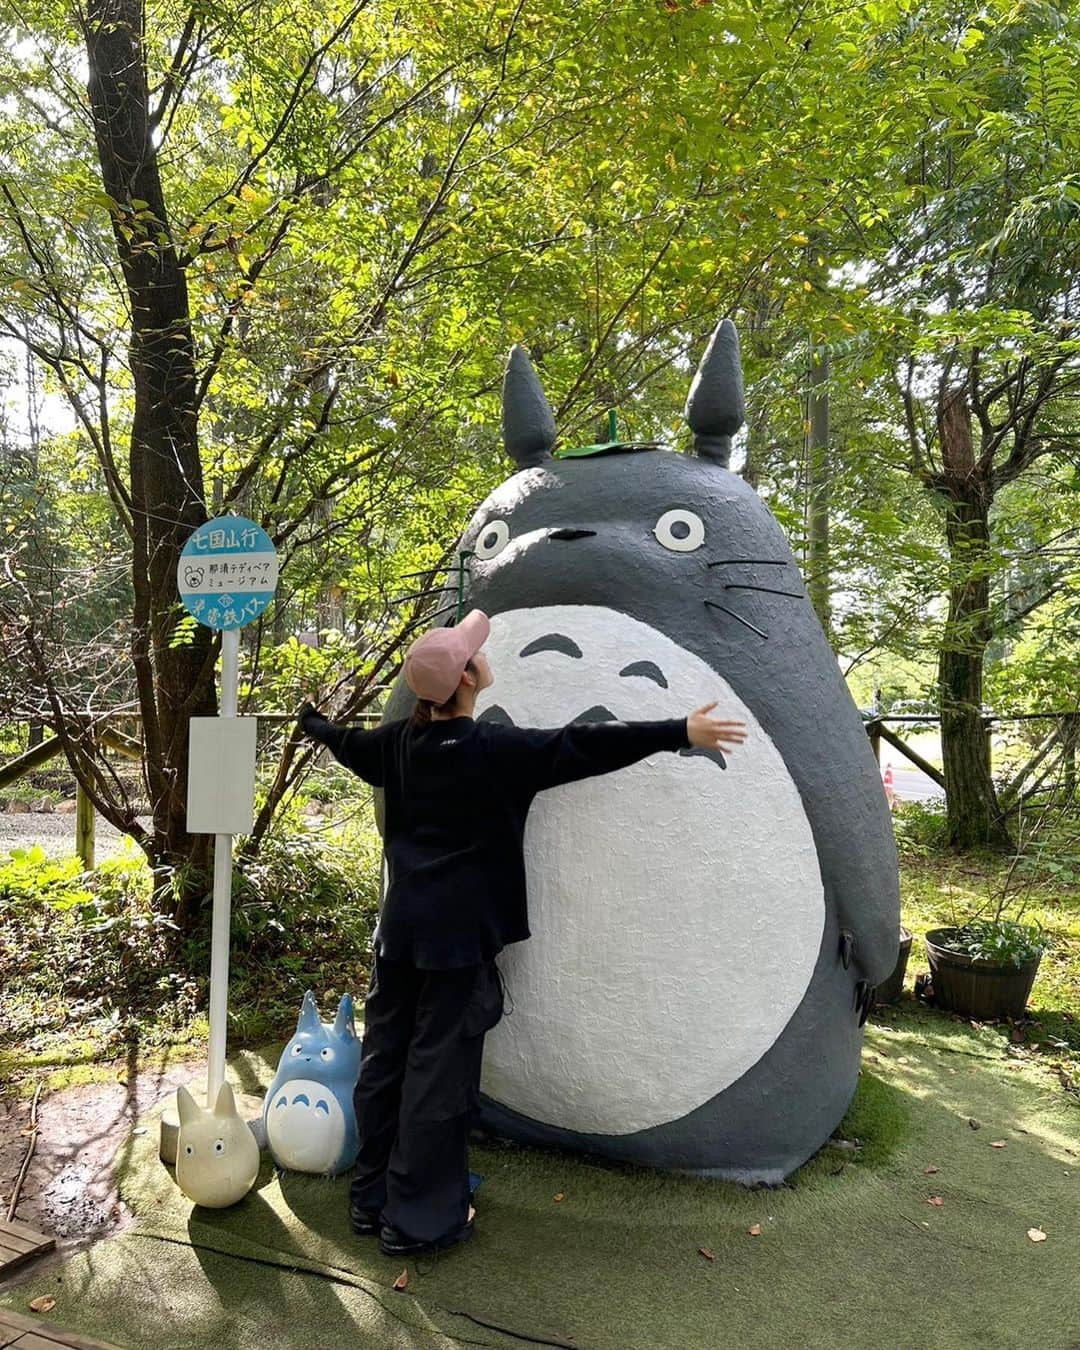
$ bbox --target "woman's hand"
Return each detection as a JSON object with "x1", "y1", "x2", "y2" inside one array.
[
  {"x1": 687, "y1": 701, "x2": 748, "y2": 753},
  {"x1": 297, "y1": 695, "x2": 323, "y2": 728}
]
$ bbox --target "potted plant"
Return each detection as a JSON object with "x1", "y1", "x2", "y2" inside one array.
[{"x1": 923, "y1": 915, "x2": 1045, "y2": 1020}]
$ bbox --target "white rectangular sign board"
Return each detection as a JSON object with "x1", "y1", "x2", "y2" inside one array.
[{"x1": 187, "y1": 717, "x2": 258, "y2": 834}]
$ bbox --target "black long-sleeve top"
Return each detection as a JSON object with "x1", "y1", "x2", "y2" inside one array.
[{"x1": 298, "y1": 703, "x2": 692, "y2": 969}]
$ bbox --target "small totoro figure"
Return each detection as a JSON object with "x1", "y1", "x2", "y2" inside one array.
[
  {"x1": 377, "y1": 316, "x2": 901, "y2": 1183},
  {"x1": 176, "y1": 1080, "x2": 260, "y2": 1208},
  {"x1": 263, "y1": 990, "x2": 362, "y2": 1176}
]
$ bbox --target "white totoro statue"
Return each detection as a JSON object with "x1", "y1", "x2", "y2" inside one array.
[{"x1": 175, "y1": 1081, "x2": 260, "y2": 1208}]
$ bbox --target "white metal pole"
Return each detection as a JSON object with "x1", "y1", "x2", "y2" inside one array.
[{"x1": 206, "y1": 626, "x2": 240, "y2": 1102}]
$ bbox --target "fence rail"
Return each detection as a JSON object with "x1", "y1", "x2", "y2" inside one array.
[{"x1": 3, "y1": 710, "x2": 1078, "y2": 867}]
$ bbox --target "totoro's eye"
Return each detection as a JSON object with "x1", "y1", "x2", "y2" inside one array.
[
  {"x1": 213, "y1": 1138, "x2": 225, "y2": 1154},
  {"x1": 184, "y1": 1144, "x2": 195, "y2": 1155},
  {"x1": 291, "y1": 1043, "x2": 303, "y2": 1056},
  {"x1": 474, "y1": 519, "x2": 510, "y2": 560},
  {"x1": 653, "y1": 509, "x2": 705, "y2": 553},
  {"x1": 320, "y1": 1047, "x2": 334, "y2": 1061}
]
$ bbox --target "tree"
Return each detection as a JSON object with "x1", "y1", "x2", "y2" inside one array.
[
  {"x1": 4, "y1": 0, "x2": 879, "y2": 929},
  {"x1": 867, "y1": 6, "x2": 1080, "y2": 848}
]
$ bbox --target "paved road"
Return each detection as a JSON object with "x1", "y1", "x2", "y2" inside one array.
[{"x1": 883, "y1": 763, "x2": 944, "y2": 802}]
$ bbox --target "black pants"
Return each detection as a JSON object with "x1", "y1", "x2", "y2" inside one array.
[{"x1": 349, "y1": 953, "x2": 504, "y2": 1242}]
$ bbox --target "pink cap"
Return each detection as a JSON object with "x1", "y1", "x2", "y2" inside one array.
[{"x1": 403, "y1": 609, "x2": 491, "y2": 703}]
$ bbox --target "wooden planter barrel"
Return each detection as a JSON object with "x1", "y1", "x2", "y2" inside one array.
[
  {"x1": 924, "y1": 927, "x2": 1042, "y2": 1020},
  {"x1": 874, "y1": 926, "x2": 913, "y2": 1005}
]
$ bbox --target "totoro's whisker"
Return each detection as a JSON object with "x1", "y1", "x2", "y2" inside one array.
[
  {"x1": 724, "y1": 583, "x2": 805, "y2": 599},
  {"x1": 707, "y1": 559, "x2": 790, "y2": 567},
  {"x1": 704, "y1": 599, "x2": 768, "y2": 639},
  {"x1": 386, "y1": 585, "x2": 452, "y2": 605},
  {"x1": 397, "y1": 600, "x2": 459, "y2": 635},
  {"x1": 395, "y1": 565, "x2": 456, "y2": 580}
]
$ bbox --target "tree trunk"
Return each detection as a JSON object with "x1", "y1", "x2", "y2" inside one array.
[
  {"x1": 1063, "y1": 715, "x2": 1078, "y2": 799},
  {"x1": 741, "y1": 416, "x2": 762, "y2": 491},
  {"x1": 936, "y1": 388, "x2": 1012, "y2": 850},
  {"x1": 805, "y1": 339, "x2": 831, "y2": 636},
  {"x1": 84, "y1": 0, "x2": 216, "y2": 927}
]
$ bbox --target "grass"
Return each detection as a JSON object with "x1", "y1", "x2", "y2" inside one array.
[
  {"x1": 2, "y1": 795, "x2": 1078, "y2": 1347},
  {"x1": 2, "y1": 1014, "x2": 1076, "y2": 1350},
  {"x1": 893, "y1": 801, "x2": 1080, "y2": 1078}
]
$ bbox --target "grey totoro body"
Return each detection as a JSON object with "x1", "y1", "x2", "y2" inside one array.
[{"x1": 378, "y1": 321, "x2": 900, "y2": 1182}]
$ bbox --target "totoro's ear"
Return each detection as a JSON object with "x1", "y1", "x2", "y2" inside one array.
[
  {"x1": 176, "y1": 1084, "x2": 202, "y2": 1127},
  {"x1": 213, "y1": 1081, "x2": 239, "y2": 1119},
  {"x1": 684, "y1": 317, "x2": 745, "y2": 468},
  {"x1": 296, "y1": 990, "x2": 321, "y2": 1035},
  {"x1": 333, "y1": 993, "x2": 356, "y2": 1041},
  {"x1": 502, "y1": 345, "x2": 556, "y2": 469}
]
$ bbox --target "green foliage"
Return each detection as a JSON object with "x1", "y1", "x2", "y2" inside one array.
[
  {"x1": 0, "y1": 847, "x2": 182, "y2": 1046},
  {"x1": 933, "y1": 919, "x2": 1046, "y2": 968},
  {"x1": 1015, "y1": 850, "x2": 1080, "y2": 889},
  {"x1": 228, "y1": 828, "x2": 380, "y2": 952},
  {"x1": 0, "y1": 826, "x2": 382, "y2": 1050},
  {"x1": 899, "y1": 832, "x2": 1080, "y2": 1064},
  {"x1": 892, "y1": 798, "x2": 950, "y2": 858},
  {"x1": 0, "y1": 844, "x2": 91, "y2": 908},
  {"x1": 1, "y1": 0, "x2": 1079, "y2": 886}
]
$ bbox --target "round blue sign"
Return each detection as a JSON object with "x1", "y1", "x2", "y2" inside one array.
[{"x1": 177, "y1": 515, "x2": 278, "y2": 631}]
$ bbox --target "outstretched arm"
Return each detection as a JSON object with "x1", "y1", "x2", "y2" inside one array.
[
  {"x1": 484, "y1": 702, "x2": 747, "y2": 794},
  {"x1": 297, "y1": 700, "x2": 396, "y2": 787}
]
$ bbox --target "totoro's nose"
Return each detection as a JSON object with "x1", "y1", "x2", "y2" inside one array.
[{"x1": 549, "y1": 528, "x2": 595, "y2": 541}]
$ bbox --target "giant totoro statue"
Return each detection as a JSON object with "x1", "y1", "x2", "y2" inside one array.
[{"x1": 378, "y1": 318, "x2": 900, "y2": 1182}]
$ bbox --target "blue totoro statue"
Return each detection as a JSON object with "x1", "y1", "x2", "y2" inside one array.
[
  {"x1": 263, "y1": 991, "x2": 362, "y2": 1176},
  {"x1": 375, "y1": 316, "x2": 900, "y2": 1184}
]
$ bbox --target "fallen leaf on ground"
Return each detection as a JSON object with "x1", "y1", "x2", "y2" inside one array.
[
  {"x1": 1027, "y1": 1228, "x2": 1047, "y2": 1243},
  {"x1": 698, "y1": 1247, "x2": 715, "y2": 1261},
  {"x1": 747, "y1": 1223, "x2": 763, "y2": 1237},
  {"x1": 924, "y1": 1164, "x2": 940, "y2": 1175},
  {"x1": 28, "y1": 1297, "x2": 56, "y2": 1313},
  {"x1": 553, "y1": 1193, "x2": 564, "y2": 1202},
  {"x1": 928, "y1": 1195, "x2": 945, "y2": 1207},
  {"x1": 393, "y1": 1269, "x2": 409, "y2": 1290},
  {"x1": 990, "y1": 1140, "x2": 1007, "y2": 1148}
]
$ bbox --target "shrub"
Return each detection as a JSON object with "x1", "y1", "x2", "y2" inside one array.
[
  {"x1": 2, "y1": 827, "x2": 384, "y2": 1048},
  {"x1": 892, "y1": 797, "x2": 949, "y2": 856},
  {"x1": 933, "y1": 918, "x2": 1046, "y2": 967}
]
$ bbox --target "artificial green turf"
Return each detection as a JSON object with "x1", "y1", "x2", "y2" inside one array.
[{"x1": 2, "y1": 1008, "x2": 1077, "y2": 1350}]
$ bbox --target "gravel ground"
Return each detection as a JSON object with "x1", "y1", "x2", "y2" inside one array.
[{"x1": 0, "y1": 811, "x2": 150, "y2": 862}]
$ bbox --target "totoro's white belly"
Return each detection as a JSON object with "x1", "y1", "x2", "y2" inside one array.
[
  {"x1": 265, "y1": 1077, "x2": 346, "y2": 1173},
  {"x1": 476, "y1": 605, "x2": 825, "y2": 1136}
]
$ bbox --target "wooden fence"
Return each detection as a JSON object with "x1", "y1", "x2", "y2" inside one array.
[{"x1": 2, "y1": 710, "x2": 1077, "y2": 868}]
